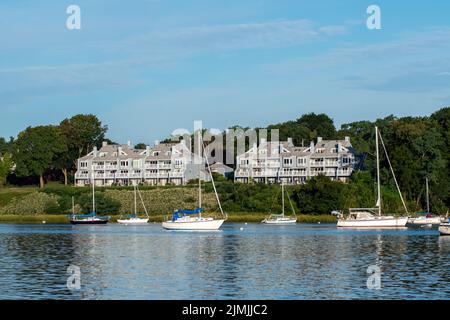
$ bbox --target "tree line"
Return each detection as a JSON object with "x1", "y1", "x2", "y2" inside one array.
[{"x1": 0, "y1": 107, "x2": 448, "y2": 214}]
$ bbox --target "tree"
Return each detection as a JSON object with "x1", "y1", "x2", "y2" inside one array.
[
  {"x1": 59, "y1": 114, "x2": 108, "y2": 185},
  {"x1": 12, "y1": 126, "x2": 67, "y2": 188},
  {"x1": 134, "y1": 143, "x2": 147, "y2": 149},
  {"x1": 0, "y1": 152, "x2": 13, "y2": 186},
  {"x1": 77, "y1": 192, "x2": 121, "y2": 215},
  {"x1": 296, "y1": 113, "x2": 336, "y2": 139}
]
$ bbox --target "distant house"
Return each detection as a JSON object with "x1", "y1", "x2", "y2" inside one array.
[
  {"x1": 74, "y1": 140, "x2": 204, "y2": 187},
  {"x1": 210, "y1": 162, "x2": 234, "y2": 178},
  {"x1": 234, "y1": 136, "x2": 355, "y2": 184}
]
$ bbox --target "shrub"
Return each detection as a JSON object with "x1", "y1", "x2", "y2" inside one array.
[{"x1": 0, "y1": 192, "x2": 60, "y2": 215}]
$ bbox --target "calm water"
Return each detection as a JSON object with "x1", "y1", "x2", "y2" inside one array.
[{"x1": 0, "y1": 222, "x2": 449, "y2": 300}]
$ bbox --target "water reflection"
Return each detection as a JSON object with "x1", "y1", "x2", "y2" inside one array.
[{"x1": 0, "y1": 223, "x2": 448, "y2": 300}]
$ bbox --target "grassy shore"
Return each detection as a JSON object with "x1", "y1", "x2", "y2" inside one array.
[{"x1": 0, "y1": 213, "x2": 336, "y2": 224}]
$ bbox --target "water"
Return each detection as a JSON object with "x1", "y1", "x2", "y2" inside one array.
[{"x1": 0, "y1": 223, "x2": 448, "y2": 300}]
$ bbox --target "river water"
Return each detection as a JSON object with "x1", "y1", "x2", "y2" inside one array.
[{"x1": 0, "y1": 223, "x2": 448, "y2": 300}]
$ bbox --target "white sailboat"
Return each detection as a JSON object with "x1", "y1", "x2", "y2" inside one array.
[
  {"x1": 407, "y1": 178, "x2": 444, "y2": 227},
  {"x1": 117, "y1": 185, "x2": 149, "y2": 225},
  {"x1": 337, "y1": 126, "x2": 409, "y2": 228},
  {"x1": 262, "y1": 183, "x2": 297, "y2": 224},
  {"x1": 162, "y1": 134, "x2": 227, "y2": 230}
]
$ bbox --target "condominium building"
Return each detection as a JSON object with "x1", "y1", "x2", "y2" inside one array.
[
  {"x1": 74, "y1": 140, "x2": 204, "y2": 186},
  {"x1": 234, "y1": 136, "x2": 355, "y2": 184}
]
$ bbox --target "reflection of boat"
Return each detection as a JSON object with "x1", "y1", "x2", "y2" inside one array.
[
  {"x1": 69, "y1": 172, "x2": 110, "y2": 225},
  {"x1": 162, "y1": 134, "x2": 227, "y2": 230},
  {"x1": 407, "y1": 178, "x2": 444, "y2": 227},
  {"x1": 337, "y1": 127, "x2": 408, "y2": 228},
  {"x1": 117, "y1": 185, "x2": 149, "y2": 225},
  {"x1": 262, "y1": 183, "x2": 297, "y2": 225}
]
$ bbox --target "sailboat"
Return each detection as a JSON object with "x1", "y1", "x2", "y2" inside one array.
[
  {"x1": 162, "y1": 134, "x2": 227, "y2": 230},
  {"x1": 407, "y1": 178, "x2": 443, "y2": 227},
  {"x1": 69, "y1": 169, "x2": 109, "y2": 225},
  {"x1": 337, "y1": 126, "x2": 409, "y2": 228},
  {"x1": 117, "y1": 185, "x2": 149, "y2": 225},
  {"x1": 262, "y1": 183, "x2": 297, "y2": 224}
]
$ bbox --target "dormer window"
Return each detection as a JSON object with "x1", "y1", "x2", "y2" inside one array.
[
  {"x1": 316, "y1": 148, "x2": 325, "y2": 154},
  {"x1": 153, "y1": 151, "x2": 160, "y2": 156}
]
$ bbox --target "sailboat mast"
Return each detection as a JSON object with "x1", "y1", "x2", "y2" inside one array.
[
  {"x1": 72, "y1": 196, "x2": 75, "y2": 215},
  {"x1": 134, "y1": 185, "x2": 137, "y2": 216},
  {"x1": 282, "y1": 183, "x2": 285, "y2": 217},
  {"x1": 375, "y1": 126, "x2": 381, "y2": 216},
  {"x1": 198, "y1": 131, "x2": 202, "y2": 219},
  {"x1": 92, "y1": 166, "x2": 96, "y2": 214},
  {"x1": 426, "y1": 177, "x2": 429, "y2": 214}
]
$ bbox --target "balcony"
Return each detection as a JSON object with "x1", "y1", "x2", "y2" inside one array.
[
  {"x1": 105, "y1": 165, "x2": 118, "y2": 170},
  {"x1": 92, "y1": 165, "x2": 105, "y2": 170},
  {"x1": 158, "y1": 164, "x2": 172, "y2": 169},
  {"x1": 144, "y1": 164, "x2": 158, "y2": 169},
  {"x1": 75, "y1": 172, "x2": 89, "y2": 179}
]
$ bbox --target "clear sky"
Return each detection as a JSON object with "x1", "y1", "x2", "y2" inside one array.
[{"x1": 1, "y1": 1, "x2": 449, "y2": 145}]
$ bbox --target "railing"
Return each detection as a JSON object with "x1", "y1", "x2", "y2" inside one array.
[
  {"x1": 144, "y1": 164, "x2": 158, "y2": 169},
  {"x1": 158, "y1": 164, "x2": 172, "y2": 169}
]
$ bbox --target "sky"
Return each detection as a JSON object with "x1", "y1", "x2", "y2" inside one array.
[{"x1": 1, "y1": 0, "x2": 450, "y2": 145}]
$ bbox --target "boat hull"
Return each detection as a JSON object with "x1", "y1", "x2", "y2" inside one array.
[
  {"x1": 117, "y1": 218, "x2": 149, "y2": 225},
  {"x1": 162, "y1": 219, "x2": 225, "y2": 230},
  {"x1": 407, "y1": 217, "x2": 442, "y2": 226},
  {"x1": 262, "y1": 218, "x2": 297, "y2": 225},
  {"x1": 439, "y1": 224, "x2": 450, "y2": 236},
  {"x1": 337, "y1": 216, "x2": 408, "y2": 228},
  {"x1": 70, "y1": 219, "x2": 108, "y2": 225}
]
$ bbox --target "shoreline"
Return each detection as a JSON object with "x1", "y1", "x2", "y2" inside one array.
[{"x1": 0, "y1": 214, "x2": 337, "y2": 224}]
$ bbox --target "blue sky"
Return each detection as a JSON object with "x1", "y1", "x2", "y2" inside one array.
[{"x1": 1, "y1": 0, "x2": 450, "y2": 144}]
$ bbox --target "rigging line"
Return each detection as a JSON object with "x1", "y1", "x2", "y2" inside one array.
[
  {"x1": 285, "y1": 189, "x2": 297, "y2": 217},
  {"x1": 378, "y1": 129, "x2": 409, "y2": 214},
  {"x1": 200, "y1": 135, "x2": 227, "y2": 219},
  {"x1": 136, "y1": 186, "x2": 149, "y2": 217}
]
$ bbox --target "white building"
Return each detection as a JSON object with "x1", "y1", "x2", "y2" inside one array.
[
  {"x1": 74, "y1": 140, "x2": 204, "y2": 186},
  {"x1": 234, "y1": 137, "x2": 355, "y2": 184}
]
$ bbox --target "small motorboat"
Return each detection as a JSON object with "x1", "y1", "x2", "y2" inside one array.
[{"x1": 439, "y1": 219, "x2": 450, "y2": 236}]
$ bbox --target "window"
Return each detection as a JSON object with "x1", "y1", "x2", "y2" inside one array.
[
  {"x1": 175, "y1": 159, "x2": 183, "y2": 165},
  {"x1": 240, "y1": 159, "x2": 249, "y2": 165},
  {"x1": 316, "y1": 148, "x2": 325, "y2": 154},
  {"x1": 283, "y1": 158, "x2": 293, "y2": 165},
  {"x1": 297, "y1": 157, "x2": 307, "y2": 165},
  {"x1": 153, "y1": 151, "x2": 160, "y2": 156},
  {"x1": 120, "y1": 161, "x2": 129, "y2": 167},
  {"x1": 80, "y1": 162, "x2": 88, "y2": 168}
]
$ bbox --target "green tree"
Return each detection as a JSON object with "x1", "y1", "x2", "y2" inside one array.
[
  {"x1": 59, "y1": 114, "x2": 108, "y2": 185},
  {"x1": 134, "y1": 143, "x2": 147, "y2": 149},
  {"x1": 12, "y1": 126, "x2": 67, "y2": 188},
  {"x1": 0, "y1": 152, "x2": 13, "y2": 186},
  {"x1": 77, "y1": 192, "x2": 121, "y2": 215},
  {"x1": 296, "y1": 113, "x2": 336, "y2": 139}
]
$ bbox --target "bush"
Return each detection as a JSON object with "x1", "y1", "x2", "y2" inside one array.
[
  {"x1": 77, "y1": 192, "x2": 121, "y2": 215},
  {"x1": 0, "y1": 192, "x2": 60, "y2": 215}
]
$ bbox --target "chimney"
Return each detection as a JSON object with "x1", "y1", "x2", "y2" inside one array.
[
  {"x1": 154, "y1": 140, "x2": 160, "y2": 146},
  {"x1": 310, "y1": 141, "x2": 315, "y2": 153},
  {"x1": 93, "y1": 146, "x2": 98, "y2": 157},
  {"x1": 118, "y1": 146, "x2": 123, "y2": 155},
  {"x1": 146, "y1": 146, "x2": 151, "y2": 155},
  {"x1": 127, "y1": 140, "x2": 131, "y2": 147},
  {"x1": 337, "y1": 142, "x2": 342, "y2": 153},
  {"x1": 345, "y1": 136, "x2": 350, "y2": 143},
  {"x1": 317, "y1": 137, "x2": 322, "y2": 143},
  {"x1": 102, "y1": 141, "x2": 108, "y2": 147},
  {"x1": 287, "y1": 137, "x2": 293, "y2": 146}
]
